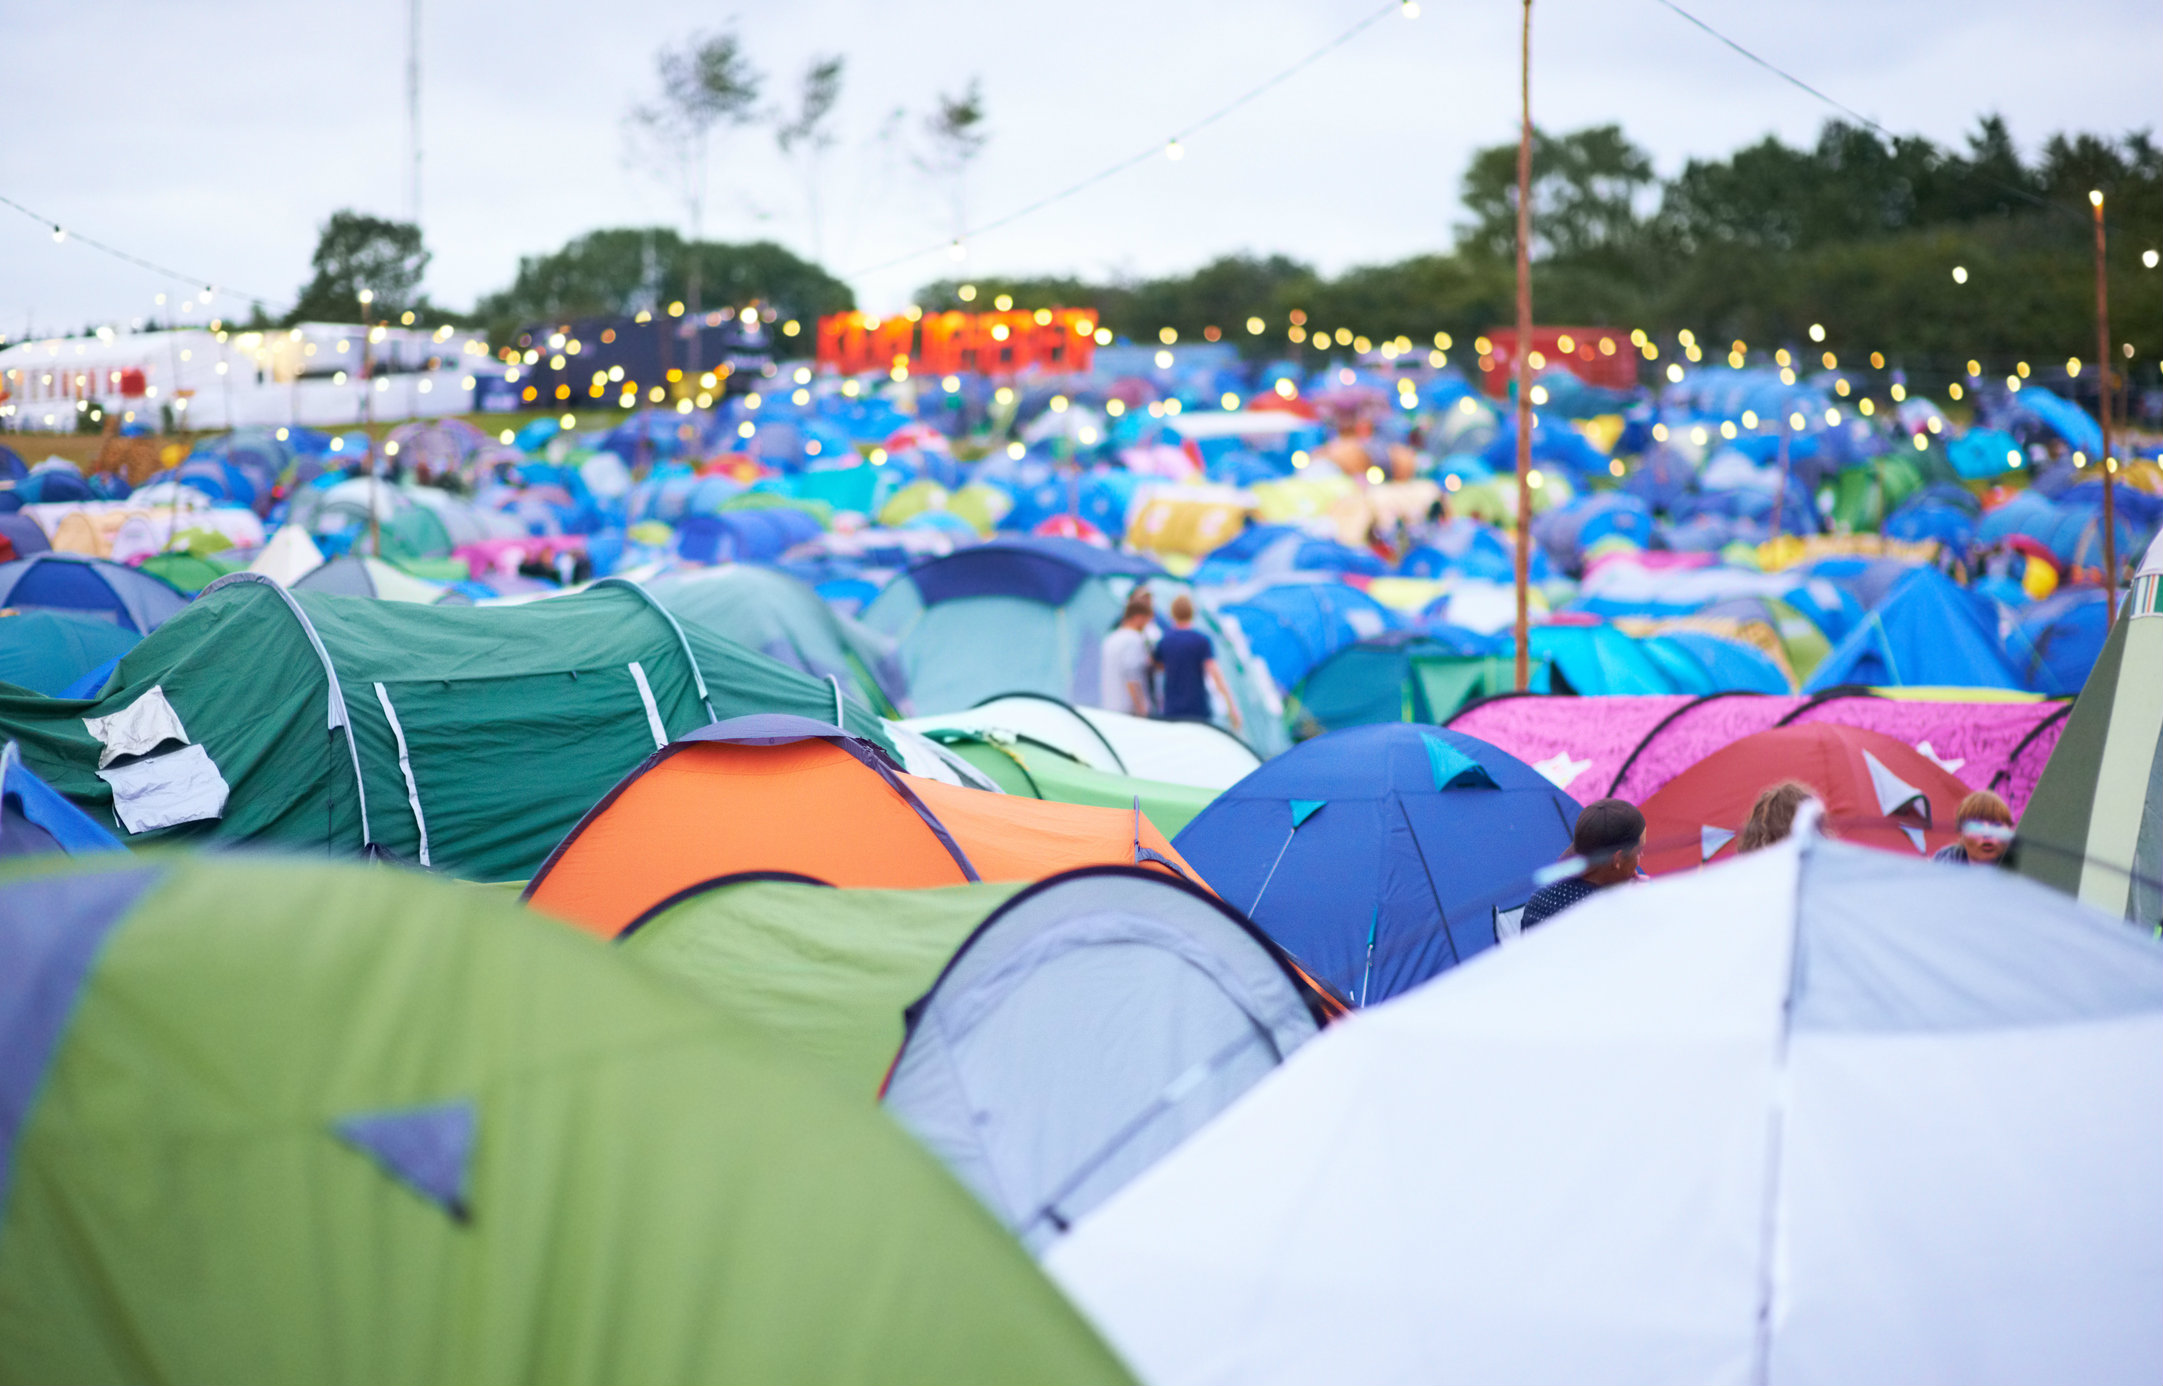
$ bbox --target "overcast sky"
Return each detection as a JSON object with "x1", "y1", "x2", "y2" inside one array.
[{"x1": 4, "y1": 0, "x2": 2157, "y2": 338}]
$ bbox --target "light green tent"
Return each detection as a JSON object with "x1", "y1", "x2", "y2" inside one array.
[
  {"x1": 0, "y1": 855, "x2": 1133, "y2": 1385},
  {"x1": 623, "y1": 877, "x2": 1023, "y2": 1091},
  {"x1": 0, "y1": 576, "x2": 891, "y2": 881},
  {"x1": 647, "y1": 564, "x2": 909, "y2": 718},
  {"x1": 927, "y1": 731, "x2": 1218, "y2": 836}
]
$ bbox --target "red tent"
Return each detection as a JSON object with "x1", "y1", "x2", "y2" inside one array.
[{"x1": 1639, "y1": 723, "x2": 1971, "y2": 874}]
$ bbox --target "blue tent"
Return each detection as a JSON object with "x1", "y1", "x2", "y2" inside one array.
[
  {"x1": 0, "y1": 610, "x2": 142, "y2": 696},
  {"x1": 2010, "y1": 387, "x2": 2103, "y2": 456},
  {"x1": 1803, "y1": 566, "x2": 2024, "y2": 692},
  {"x1": 0, "y1": 554, "x2": 188, "y2": 633},
  {"x1": 1, "y1": 741, "x2": 123, "y2": 856},
  {"x1": 1534, "y1": 493, "x2": 1655, "y2": 573},
  {"x1": 1530, "y1": 624, "x2": 1713, "y2": 695},
  {"x1": 1219, "y1": 581, "x2": 1401, "y2": 692},
  {"x1": 1646, "y1": 632, "x2": 1792, "y2": 694},
  {"x1": 1172, "y1": 724, "x2": 1577, "y2": 1005},
  {"x1": 2004, "y1": 588, "x2": 2112, "y2": 697},
  {"x1": 1194, "y1": 526, "x2": 1386, "y2": 585}
]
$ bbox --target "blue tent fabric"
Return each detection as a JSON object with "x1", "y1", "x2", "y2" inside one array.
[
  {"x1": 1220, "y1": 583, "x2": 1401, "y2": 691},
  {"x1": 2005, "y1": 588, "x2": 2111, "y2": 696},
  {"x1": 1651, "y1": 631, "x2": 1792, "y2": 694},
  {"x1": 1804, "y1": 566, "x2": 2025, "y2": 692},
  {"x1": 1172, "y1": 724, "x2": 1577, "y2": 1004},
  {"x1": 0, "y1": 514, "x2": 49, "y2": 560},
  {"x1": 0, "y1": 611, "x2": 142, "y2": 697},
  {"x1": 1, "y1": 743, "x2": 125, "y2": 857},
  {"x1": 331, "y1": 1099, "x2": 478, "y2": 1221},
  {"x1": 904, "y1": 538, "x2": 1159, "y2": 607},
  {"x1": 2012, "y1": 387, "x2": 2103, "y2": 456},
  {"x1": 0, "y1": 555, "x2": 188, "y2": 633}
]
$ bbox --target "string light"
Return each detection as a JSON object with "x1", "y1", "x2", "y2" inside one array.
[{"x1": 1164, "y1": 139, "x2": 1184, "y2": 161}]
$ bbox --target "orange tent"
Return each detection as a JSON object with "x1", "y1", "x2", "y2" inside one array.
[{"x1": 525, "y1": 717, "x2": 1203, "y2": 938}]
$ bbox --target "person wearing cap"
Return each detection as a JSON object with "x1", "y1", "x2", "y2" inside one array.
[{"x1": 1520, "y1": 798, "x2": 1646, "y2": 930}]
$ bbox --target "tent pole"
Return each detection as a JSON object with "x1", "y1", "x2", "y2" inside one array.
[
  {"x1": 1511, "y1": 0, "x2": 1535, "y2": 692},
  {"x1": 2092, "y1": 190, "x2": 2117, "y2": 619}
]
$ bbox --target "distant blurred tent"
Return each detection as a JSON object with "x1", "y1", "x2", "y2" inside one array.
[
  {"x1": 2005, "y1": 588, "x2": 2114, "y2": 697},
  {"x1": 0, "y1": 611, "x2": 140, "y2": 696},
  {"x1": 648, "y1": 564, "x2": 907, "y2": 718},
  {"x1": 525, "y1": 717, "x2": 1201, "y2": 939},
  {"x1": 905, "y1": 693, "x2": 1261, "y2": 790},
  {"x1": 0, "y1": 855, "x2": 1131, "y2": 1385},
  {"x1": 291, "y1": 555, "x2": 460, "y2": 605},
  {"x1": 1288, "y1": 628, "x2": 1534, "y2": 738},
  {"x1": 884, "y1": 867, "x2": 1328, "y2": 1251},
  {"x1": 0, "y1": 512, "x2": 51, "y2": 561},
  {"x1": 1219, "y1": 580, "x2": 1401, "y2": 692},
  {"x1": 1805, "y1": 567, "x2": 2025, "y2": 692},
  {"x1": 0, "y1": 554, "x2": 186, "y2": 632}
]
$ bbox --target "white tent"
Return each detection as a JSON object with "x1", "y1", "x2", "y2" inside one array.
[
  {"x1": 905, "y1": 693, "x2": 1260, "y2": 791},
  {"x1": 1048, "y1": 829, "x2": 2163, "y2": 1385}
]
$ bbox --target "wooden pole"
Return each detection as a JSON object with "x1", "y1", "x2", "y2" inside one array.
[
  {"x1": 2092, "y1": 190, "x2": 2117, "y2": 617},
  {"x1": 1511, "y1": 0, "x2": 1535, "y2": 691}
]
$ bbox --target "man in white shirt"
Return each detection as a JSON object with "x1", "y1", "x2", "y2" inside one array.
[{"x1": 1100, "y1": 595, "x2": 1157, "y2": 716}]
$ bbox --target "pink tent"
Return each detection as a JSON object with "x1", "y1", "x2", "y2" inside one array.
[{"x1": 1447, "y1": 693, "x2": 2069, "y2": 818}]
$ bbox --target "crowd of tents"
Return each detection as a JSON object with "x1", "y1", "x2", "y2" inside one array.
[{"x1": 0, "y1": 337, "x2": 2159, "y2": 1382}]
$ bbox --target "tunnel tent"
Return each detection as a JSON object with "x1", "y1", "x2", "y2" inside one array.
[
  {"x1": 1173, "y1": 723, "x2": 1579, "y2": 1005},
  {"x1": 1046, "y1": 831, "x2": 2163, "y2": 1386},
  {"x1": 0, "y1": 856, "x2": 1133, "y2": 1385},
  {"x1": 0, "y1": 576, "x2": 888, "y2": 882},
  {"x1": 525, "y1": 715, "x2": 1202, "y2": 940},
  {"x1": 883, "y1": 866, "x2": 1328, "y2": 1253},
  {"x1": 2014, "y1": 530, "x2": 2163, "y2": 930},
  {"x1": 924, "y1": 728, "x2": 1218, "y2": 836},
  {"x1": 620, "y1": 875, "x2": 1025, "y2": 1092},
  {"x1": 647, "y1": 563, "x2": 908, "y2": 718},
  {"x1": 0, "y1": 553, "x2": 187, "y2": 633},
  {"x1": 907, "y1": 692, "x2": 1262, "y2": 791}
]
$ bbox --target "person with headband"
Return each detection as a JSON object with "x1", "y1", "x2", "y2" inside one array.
[{"x1": 1935, "y1": 789, "x2": 2014, "y2": 866}]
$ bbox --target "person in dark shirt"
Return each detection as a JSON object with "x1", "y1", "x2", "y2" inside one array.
[
  {"x1": 1520, "y1": 798, "x2": 1646, "y2": 930},
  {"x1": 1155, "y1": 595, "x2": 1242, "y2": 732}
]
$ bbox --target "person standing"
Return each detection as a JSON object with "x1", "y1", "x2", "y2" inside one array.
[
  {"x1": 1520, "y1": 798, "x2": 1646, "y2": 930},
  {"x1": 1100, "y1": 595, "x2": 1157, "y2": 717},
  {"x1": 1154, "y1": 595, "x2": 1242, "y2": 733}
]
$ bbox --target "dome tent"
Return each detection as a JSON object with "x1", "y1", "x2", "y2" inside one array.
[
  {"x1": 647, "y1": 563, "x2": 908, "y2": 718},
  {"x1": 1046, "y1": 830, "x2": 2163, "y2": 1386},
  {"x1": 0, "y1": 855, "x2": 1131, "y2": 1385},
  {"x1": 884, "y1": 867, "x2": 1330, "y2": 1252},
  {"x1": 0, "y1": 610, "x2": 140, "y2": 696},
  {"x1": 906, "y1": 691, "x2": 1262, "y2": 791},
  {"x1": 0, "y1": 553, "x2": 186, "y2": 633},
  {"x1": 1172, "y1": 724, "x2": 1578, "y2": 1004},
  {"x1": 1804, "y1": 565, "x2": 2024, "y2": 692}
]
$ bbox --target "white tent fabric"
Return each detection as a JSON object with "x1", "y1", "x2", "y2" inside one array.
[
  {"x1": 905, "y1": 694, "x2": 1261, "y2": 791},
  {"x1": 1047, "y1": 832, "x2": 2163, "y2": 1385},
  {"x1": 247, "y1": 524, "x2": 327, "y2": 586}
]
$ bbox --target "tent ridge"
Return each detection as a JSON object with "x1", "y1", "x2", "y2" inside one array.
[{"x1": 592, "y1": 577, "x2": 716, "y2": 721}]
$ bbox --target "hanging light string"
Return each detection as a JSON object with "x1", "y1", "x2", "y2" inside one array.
[
  {"x1": 845, "y1": 0, "x2": 1413, "y2": 279},
  {"x1": 0, "y1": 191, "x2": 289, "y2": 316}
]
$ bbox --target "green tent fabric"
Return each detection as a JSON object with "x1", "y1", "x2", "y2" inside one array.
[
  {"x1": 623, "y1": 877, "x2": 1023, "y2": 1091},
  {"x1": 135, "y1": 550, "x2": 242, "y2": 596},
  {"x1": 648, "y1": 565, "x2": 908, "y2": 718},
  {"x1": 0, "y1": 855, "x2": 1133, "y2": 1385},
  {"x1": 1288, "y1": 636, "x2": 1548, "y2": 740},
  {"x1": 932, "y1": 732, "x2": 1218, "y2": 836},
  {"x1": 2013, "y1": 539, "x2": 2163, "y2": 931},
  {"x1": 0, "y1": 576, "x2": 891, "y2": 882}
]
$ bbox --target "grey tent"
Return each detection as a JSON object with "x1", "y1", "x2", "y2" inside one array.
[{"x1": 882, "y1": 865, "x2": 1328, "y2": 1251}]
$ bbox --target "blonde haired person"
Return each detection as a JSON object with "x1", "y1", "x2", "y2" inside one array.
[{"x1": 1935, "y1": 789, "x2": 2013, "y2": 866}]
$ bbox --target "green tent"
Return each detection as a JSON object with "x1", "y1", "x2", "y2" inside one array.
[
  {"x1": 1288, "y1": 634, "x2": 1542, "y2": 740},
  {"x1": 927, "y1": 731, "x2": 1218, "y2": 836},
  {"x1": 623, "y1": 877, "x2": 1023, "y2": 1091},
  {"x1": 648, "y1": 565, "x2": 908, "y2": 719},
  {"x1": 0, "y1": 855, "x2": 1133, "y2": 1385},
  {"x1": 135, "y1": 550, "x2": 243, "y2": 596},
  {"x1": 2013, "y1": 536, "x2": 2163, "y2": 931},
  {"x1": 0, "y1": 576, "x2": 891, "y2": 881}
]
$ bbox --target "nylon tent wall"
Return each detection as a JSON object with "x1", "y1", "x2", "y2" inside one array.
[
  {"x1": 0, "y1": 578, "x2": 885, "y2": 881},
  {"x1": 1290, "y1": 630, "x2": 1537, "y2": 738},
  {"x1": 1804, "y1": 565, "x2": 2025, "y2": 692},
  {"x1": 0, "y1": 856, "x2": 1132, "y2": 1385},
  {"x1": 0, "y1": 739, "x2": 122, "y2": 855},
  {"x1": 290, "y1": 554, "x2": 457, "y2": 604},
  {"x1": 928, "y1": 731, "x2": 1218, "y2": 836},
  {"x1": 0, "y1": 610, "x2": 140, "y2": 696},
  {"x1": 646, "y1": 563, "x2": 908, "y2": 718},
  {"x1": 0, "y1": 512, "x2": 51, "y2": 561},
  {"x1": 1173, "y1": 724, "x2": 1578, "y2": 1004},
  {"x1": 1045, "y1": 831, "x2": 2163, "y2": 1386},
  {"x1": 907, "y1": 693, "x2": 1262, "y2": 790},
  {"x1": 525, "y1": 716, "x2": 1203, "y2": 939},
  {"x1": 2013, "y1": 531, "x2": 2163, "y2": 929},
  {"x1": 620, "y1": 875, "x2": 1023, "y2": 1091},
  {"x1": 0, "y1": 553, "x2": 186, "y2": 633},
  {"x1": 884, "y1": 866, "x2": 1325, "y2": 1252},
  {"x1": 1639, "y1": 722, "x2": 1970, "y2": 873}
]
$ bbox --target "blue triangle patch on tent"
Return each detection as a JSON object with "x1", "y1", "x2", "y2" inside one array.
[
  {"x1": 1423, "y1": 737, "x2": 1498, "y2": 792},
  {"x1": 333, "y1": 1099, "x2": 477, "y2": 1223},
  {"x1": 1289, "y1": 799, "x2": 1327, "y2": 827},
  {"x1": 1701, "y1": 826, "x2": 1737, "y2": 861}
]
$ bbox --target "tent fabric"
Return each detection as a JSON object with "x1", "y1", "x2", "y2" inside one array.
[
  {"x1": 883, "y1": 867, "x2": 1323, "y2": 1252},
  {"x1": 1219, "y1": 581, "x2": 1402, "y2": 693},
  {"x1": 907, "y1": 693, "x2": 1261, "y2": 791},
  {"x1": 1, "y1": 741, "x2": 124, "y2": 856},
  {"x1": 2014, "y1": 530, "x2": 2163, "y2": 929},
  {"x1": 0, "y1": 513, "x2": 51, "y2": 561},
  {"x1": 1290, "y1": 630, "x2": 1539, "y2": 738},
  {"x1": 1804, "y1": 566, "x2": 2025, "y2": 692},
  {"x1": 0, "y1": 554, "x2": 187, "y2": 633},
  {"x1": 0, "y1": 578, "x2": 887, "y2": 881},
  {"x1": 0, "y1": 856, "x2": 1132, "y2": 1385},
  {"x1": 903, "y1": 537, "x2": 1161, "y2": 608},
  {"x1": 1172, "y1": 724, "x2": 1578, "y2": 1003},
  {"x1": 1046, "y1": 831, "x2": 2163, "y2": 1386},
  {"x1": 1449, "y1": 692, "x2": 2071, "y2": 815},
  {"x1": 0, "y1": 611, "x2": 141, "y2": 697},
  {"x1": 934, "y1": 733, "x2": 1218, "y2": 836},
  {"x1": 1639, "y1": 722, "x2": 1970, "y2": 873},
  {"x1": 291, "y1": 554, "x2": 453, "y2": 604},
  {"x1": 525, "y1": 719, "x2": 1203, "y2": 939},
  {"x1": 621, "y1": 876, "x2": 1023, "y2": 1092},
  {"x1": 647, "y1": 564, "x2": 908, "y2": 718}
]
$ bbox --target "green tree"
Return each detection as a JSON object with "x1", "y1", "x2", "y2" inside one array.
[
  {"x1": 774, "y1": 55, "x2": 846, "y2": 263},
  {"x1": 287, "y1": 210, "x2": 429, "y2": 324},
  {"x1": 1459, "y1": 125, "x2": 1656, "y2": 263}
]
